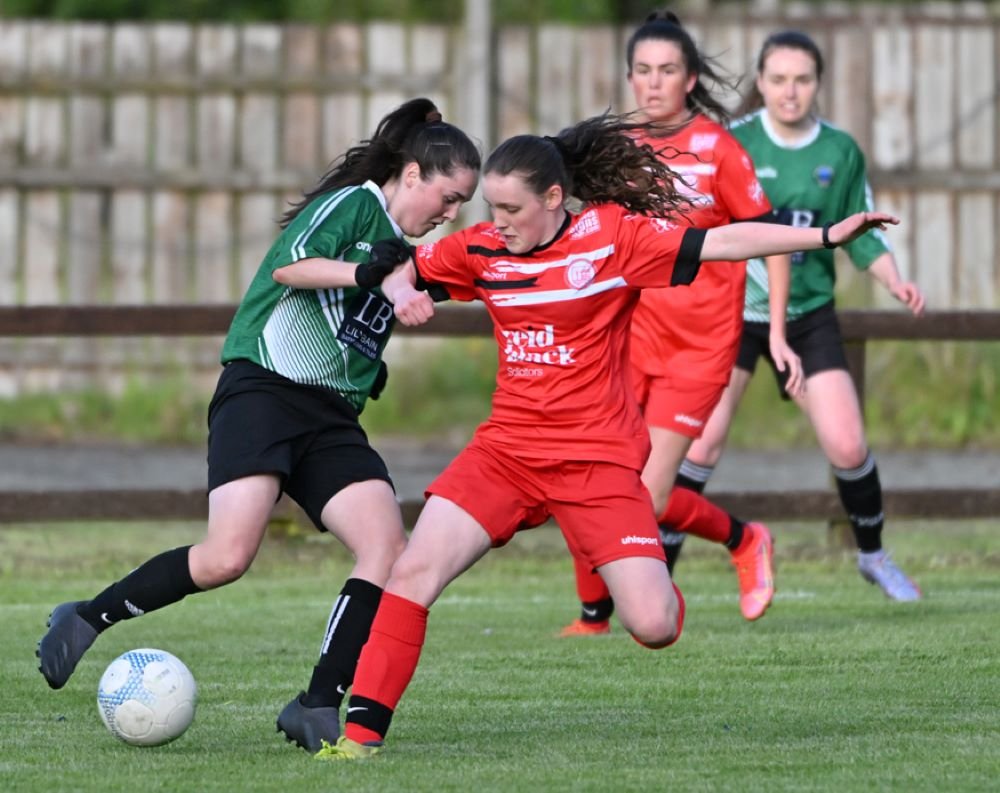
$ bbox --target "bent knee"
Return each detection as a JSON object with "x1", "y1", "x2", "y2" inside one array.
[{"x1": 191, "y1": 548, "x2": 253, "y2": 589}]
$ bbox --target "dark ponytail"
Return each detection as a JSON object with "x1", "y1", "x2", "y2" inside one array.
[
  {"x1": 281, "y1": 98, "x2": 481, "y2": 227},
  {"x1": 738, "y1": 30, "x2": 825, "y2": 117},
  {"x1": 484, "y1": 112, "x2": 690, "y2": 218},
  {"x1": 626, "y1": 9, "x2": 735, "y2": 124}
]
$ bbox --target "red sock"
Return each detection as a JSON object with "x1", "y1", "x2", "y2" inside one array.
[
  {"x1": 343, "y1": 592, "x2": 428, "y2": 744},
  {"x1": 659, "y1": 487, "x2": 731, "y2": 545},
  {"x1": 631, "y1": 582, "x2": 686, "y2": 649},
  {"x1": 572, "y1": 554, "x2": 611, "y2": 603}
]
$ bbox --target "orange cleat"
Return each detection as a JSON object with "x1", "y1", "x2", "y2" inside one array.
[
  {"x1": 558, "y1": 618, "x2": 610, "y2": 637},
  {"x1": 731, "y1": 522, "x2": 775, "y2": 621}
]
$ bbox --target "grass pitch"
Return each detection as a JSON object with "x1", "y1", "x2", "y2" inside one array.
[{"x1": 1, "y1": 518, "x2": 998, "y2": 792}]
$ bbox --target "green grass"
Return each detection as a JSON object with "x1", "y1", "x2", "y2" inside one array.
[{"x1": 2, "y1": 519, "x2": 998, "y2": 792}]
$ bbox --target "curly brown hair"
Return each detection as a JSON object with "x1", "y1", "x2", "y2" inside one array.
[{"x1": 484, "y1": 111, "x2": 691, "y2": 218}]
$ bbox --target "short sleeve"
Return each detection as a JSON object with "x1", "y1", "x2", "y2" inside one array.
[
  {"x1": 714, "y1": 138, "x2": 772, "y2": 221},
  {"x1": 616, "y1": 211, "x2": 704, "y2": 289},
  {"x1": 839, "y1": 142, "x2": 891, "y2": 270},
  {"x1": 414, "y1": 230, "x2": 478, "y2": 302}
]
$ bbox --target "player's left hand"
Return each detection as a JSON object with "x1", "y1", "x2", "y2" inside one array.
[
  {"x1": 829, "y1": 211, "x2": 899, "y2": 247},
  {"x1": 770, "y1": 336, "x2": 804, "y2": 397},
  {"x1": 888, "y1": 280, "x2": 925, "y2": 316}
]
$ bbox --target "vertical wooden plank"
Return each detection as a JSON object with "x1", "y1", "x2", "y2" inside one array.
[
  {"x1": 152, "y1": 24, "x2": 193, "y2": 172},
  {"x1": 151, "y1": 191, "x2": 191, "y2": 304},
  {"x1": 0, "y1": 190, "x2": 19, "y2": 305},
  {"x1": 536, "y1": 25, "x2": 574, "y2": 134},
  {"x1": 68, "y1": 24, "x2": 108, "y2": 170},
  {"x1": 237, "y1": 193, "x2": 278, "y2": 291},
  {"x1": 196, "y1": 25, "x2": 238, "y2": 173},
  {"x1": 914, "y1": 22, "x2": 954, "y2": 169},
  {"x1": 321, "y1": 24, "x2": 364, "y2": 164},
  {"x1": 577, "y1": 27, "x2": 617, "y2": 119},
  {"x1": 151, "y1": 24, "x2": 193, "y2": 311},
  {"x1": 110, "y1": 190, "x2": 147, "y2": 303},
  {"x1": 24, "y1": 192, "x2": 62, "y2": 304},
  {"x1": 365, "y1": 22, "x2": 407, "y2": 131},
  {"x1": 110, "y1": 24, "x2": 150, "y2": 167},
  {"x1": 67, "y1": 193, "x2": 103, "y2": 303},
  {"x1": 412, "y1": 24, "x2": 451, "y2": 115},
  {"x1": 956, "y1": 26, "x2": 994, "y2": 170},
  {"x1": 956, "y1": 192, "x2": 995, "y2": 307},
  {"x1": 830, "y1": 26, "x2": 870, "y2": 150},
  {"x1": 871, "y1": 26, "x2": 913, "y2": 170},
  {"x1": 283, "y1": 25, "x2": 321, "y2": 172},
  {"x1": 194, "y1": 192, "x2": 233, "y2": 301},
  {"x1": 239, "y1": 25, "x2": 281, "y2": 176},
  {"x1": 914, "y1": 192, "x2": 953, "y2": 306},
  {"x1": 0, "y1": 21, "x2": 28, "y2": 82},
  {"x1": 496, "y1": 26, "x2": 532, "y2": 140}
]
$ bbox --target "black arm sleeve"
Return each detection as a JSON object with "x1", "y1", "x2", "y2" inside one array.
[
  {"x1": 670, "y1": 228, "x2": 707, "y2": 286},
  {"x1": 413, "y1": 260, "x2": 452, "y2": 303}
]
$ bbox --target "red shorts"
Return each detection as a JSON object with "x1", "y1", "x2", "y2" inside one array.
[
  {"x1": 631, "y1": 369, "x2": 726, "y2": 439},
  {"x1": 426, "y1": 435, "x2": 665, "y2": 570}
]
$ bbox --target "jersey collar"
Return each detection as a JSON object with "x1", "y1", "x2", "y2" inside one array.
[
  {"x1": 363, "y1": 180, "x2": 404, "y2": 238},
  {"x1": 760, "y1": 110, "x2": 821, "y2": 151}
]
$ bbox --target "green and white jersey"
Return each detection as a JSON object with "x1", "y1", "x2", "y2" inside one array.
[
  {"x1": 730, "y1": 110, "x2": 890, "y2": 321},
  {"x1": 221, "y1": 180, "x2": 402, "y2": 411}
]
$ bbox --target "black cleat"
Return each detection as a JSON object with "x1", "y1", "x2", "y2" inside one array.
[
  {"x1": 37, "y1": 601, "x2": 98, "y2": 690},
  {"x1": 276, "y1": 692, "x2": 340, "y2": 752}
]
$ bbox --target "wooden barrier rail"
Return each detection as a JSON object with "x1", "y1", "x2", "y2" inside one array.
[{"x1": 0, "y1": 305, "x2": 997, "y2": 525}]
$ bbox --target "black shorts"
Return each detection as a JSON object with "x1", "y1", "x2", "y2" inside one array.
[
  {"x1": 736, "y1": 301, "x2": 849, "y2": 399},
  {"x1": 206, "y1": 360, "x2": 392, "y2": 531}
]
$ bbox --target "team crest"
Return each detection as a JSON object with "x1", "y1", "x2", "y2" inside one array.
[
  {"x1": 566, "y1": 259, "x2": 596, "y2": 289},
  {"x1": 814, "y1": 165, "x2": 834, "y2": 187},
  {"x1": 649, "y1": 217, "x2": 678, "y2": 234}
]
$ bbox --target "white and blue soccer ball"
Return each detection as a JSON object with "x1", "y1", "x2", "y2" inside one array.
[{"x1": 97, "y1": 648, "x2": 197, "y2": 746}]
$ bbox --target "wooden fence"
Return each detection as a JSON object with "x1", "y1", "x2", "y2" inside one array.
[{"x1": 0, "y1": 304, "x2": 997, "y2": 525}]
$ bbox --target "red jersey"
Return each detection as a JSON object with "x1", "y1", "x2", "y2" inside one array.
[
  {"x1": 630, "y1": 115, "x2": 771, "y2": 384},
  {"x1": 415, "y1": 203, "x2": 703, "y2": 471}
]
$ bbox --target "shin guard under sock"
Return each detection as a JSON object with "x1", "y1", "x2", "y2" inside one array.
[
  {"x1": 344, "y1": 592, "x2": 428, "y2": 743},
  {"x1": 304, "y1": 578, "x2": 383, "y2": 709},
  {"x1": 834, "y1": 452, "x2": 884, "y2": 553}
]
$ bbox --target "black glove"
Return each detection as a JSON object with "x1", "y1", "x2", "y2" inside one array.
[
  {"x1": 369, "y1": 360, "x2": 389, "y2": 400},
  {"x1": 355, "y1": 238, "x2": 415, "y2": 289}
]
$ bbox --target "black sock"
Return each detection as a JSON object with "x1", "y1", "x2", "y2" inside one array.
[
  {"x1": 79, "y1": 546, "x2": 200, "y2": 633},
  {"x1": 303, "y1": 578, "x2": 383, "y2": 709},
  {"x1": 661, "y1": 460, "x2": 714, "y2": 574},
  {"x1": 833, "y1": 453, "x2": 884, "y2": 553},
  {"x1": 580, "y1": 597, "x2": 614, "y2": 623},
  {"x1": 724, "y1": 516, "x2": 746, "y2": 551}
]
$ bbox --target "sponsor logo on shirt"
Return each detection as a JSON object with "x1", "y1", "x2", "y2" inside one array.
[
  {"x1": 621, "y1": 535, "x2": 660, "y2": 546},
  {"x1": 565, "y1": 259, "x2": 596, "y2": 289},
  {"x1": 756, "y1": 166, "x2": 778, "y2": 179},
  {"x1": 814, "y1": 165, "x2": 834, "y2": 187},
  {"x1": 569, "y1": 210, "x2": 601, "y2": 239},
  {"x1": 649, "y1": 217, "x2": 679, "y2": 234},
  {"x1": 355, "y1": 241, "x2": 373, "y2": 253},
  {"x1": 689, "y1": 133, "x2": 719, "y2": 152},
  {"x1": 501, "y1": 324, "x2": 576, "y2": 366},
  {"x1": 748, "y1": 180, "x2": 766, "y2": 205}
]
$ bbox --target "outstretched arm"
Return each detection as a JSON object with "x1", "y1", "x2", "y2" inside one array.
[
  {"x1": 867, "y1": 252, "x2": 925, "y2": 316},
  {"x1": 701, "y1": 212, "x2": 899, "y2": 263}
]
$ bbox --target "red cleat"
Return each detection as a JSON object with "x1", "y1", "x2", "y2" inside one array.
[
  {"x1": 731, "y1": 522, "x2": 775, "y2": 621},
  {"x1": 558, "y1": 618, "x2": 610, "y2": 637}
]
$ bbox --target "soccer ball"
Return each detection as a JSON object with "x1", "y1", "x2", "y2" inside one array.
[{"x1": 96, "y1": 648, "x2": 197, "y2": 746}]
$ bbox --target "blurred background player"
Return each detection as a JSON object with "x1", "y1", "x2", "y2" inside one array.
[
  {"x1": 316, "y1": 112, "x2": 900, "y2": 760},
  {"x1": 561, "y1": 10, "x2": 803, "y2": 635},
  {"x1": 37, "y1": 99, "x2": 481, "y2": 754},
  {"x1": 682, "y1": 30, "x2": 925, "y2": 601}
]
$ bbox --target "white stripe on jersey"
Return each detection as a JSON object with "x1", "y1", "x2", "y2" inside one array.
[
  {"x1": 291, "y1": 186, "x2": 356, "y2": 261},
  {"x1": 487, "y1": 244, "x2": 615, "y2": 276},
  {"x1": 319, "y1": 287, "x2": 355, "y2": 393},
  {"x1": 489, "y1": 276, "x2": 628, "y2": 307},
  {"x1": 670, "y1": 163, "x2": 718, "y2": 176}
]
